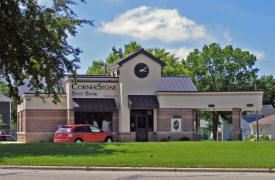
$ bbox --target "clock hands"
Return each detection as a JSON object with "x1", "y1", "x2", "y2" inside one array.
[{"x1": 139, "y1": 66, "x2": 148, "y2": 73}]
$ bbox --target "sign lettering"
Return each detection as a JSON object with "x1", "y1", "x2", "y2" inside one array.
[{"x1": 71, "y1": 82, "x2": 117, "y2": 98}]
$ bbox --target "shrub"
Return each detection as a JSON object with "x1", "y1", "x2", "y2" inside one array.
[
  {"x1": 261, "y1": 135, "x2": 270, "y2": 141},
  {"x1": 179, "y1": 136, "x2": 190, "y2": 141},
  {"x1": 160, "y1": 138, "x2": 169, "y2": 142},
  {"x1": 245, "y1": 135, "x2": 256, "y2": 141}
]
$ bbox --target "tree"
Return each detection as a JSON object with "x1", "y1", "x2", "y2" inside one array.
[
  {"x1": 184, "y1": 43, "x2": 259, "y2": 140},
  {"x1": 256, "y1": 75, "x2": 275, "y2": 106},
  {"x1": 0, "y1": 0, "x2": 93, "y2": 103},
  {"x1": 86, "y1": 60, "x2": 107, "y2": 75},
  {"x1": 86, "y1": 41, "x2": 188, "y2": 76},
  {"x1": 0, "y1": 80, "x2": 9, "y2": 96}
]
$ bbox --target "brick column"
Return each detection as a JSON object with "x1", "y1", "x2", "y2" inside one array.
[
  {"x1": 195, "y1": 111, "x2": 200, "y2": 135},
  {"x1": 182, "y1": 109, "x2": 193, "y2": 132},
  {"x1": 232, "y1": 108, "x2": 241, "y2": 140},
  {"x1": 67, "y1": 109, "x2": 74, "y2": 125},
  {"x1": 112, "y1": 111, "x2": 119, "y2": 132}
]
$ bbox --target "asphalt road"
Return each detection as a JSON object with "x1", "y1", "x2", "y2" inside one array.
[{"x1": 1, "y1": 169, "x2": 275, "y2": 180}]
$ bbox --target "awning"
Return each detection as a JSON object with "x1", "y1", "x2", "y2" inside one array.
[
  {"x1": 73, "y1": 98, "x2": 117, "y2": 112},
  {"x1": 128, "y1": 95, "x2": 159, "y2": 109}
]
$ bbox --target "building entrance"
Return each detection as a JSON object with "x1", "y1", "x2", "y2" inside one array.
[
  {"x1": 75, "y1": 112, "x2": 112, "y2": 132},
  {"x1": 130, "y1": 109, "x2": 153, "y2": 142}
]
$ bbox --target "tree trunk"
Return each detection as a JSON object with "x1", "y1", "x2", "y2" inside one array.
[{"x1": 212, "y1": 112, "x2": 219, "y2": 141}]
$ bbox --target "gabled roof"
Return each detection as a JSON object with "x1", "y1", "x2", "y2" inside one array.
[
  {"x1": 250, "y1": 114, "x2": 275, "y2": 125},
  {"x1": 18, "y1": 78, "x2": 66, "y2": 96},
  {"x1": 107, "y1": 48, "x2": 166, "y2": 70},
  {"x1": 242, "y1": 116, "x2": 263, "y2": 123},
  {"x1": 158, "y1": 76, "x2": 198, "y2": 92}
]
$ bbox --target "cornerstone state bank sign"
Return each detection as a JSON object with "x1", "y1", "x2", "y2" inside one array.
[{"x1": 71, "y1": 82, "x2": 118, "y2": 98}]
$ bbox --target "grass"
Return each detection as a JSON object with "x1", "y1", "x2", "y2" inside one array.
[{"x1": 0, "y1": 141, "x2": 275, "y2": 168}]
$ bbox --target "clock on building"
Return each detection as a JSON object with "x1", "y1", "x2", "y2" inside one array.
[{"x1": 134, "y1": 63, "x2": 149, "y2": 78}]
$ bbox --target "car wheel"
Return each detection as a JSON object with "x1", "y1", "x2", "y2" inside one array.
[
  {"x1": 106, "y1": 137, "x2": 113, "y2": 143},
  {"x1": 75, "y1": 139, "x2": 83, "y2": 143}
]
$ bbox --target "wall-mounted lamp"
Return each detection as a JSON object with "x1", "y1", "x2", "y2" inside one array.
[
  {"x1": 247, "y1": 104, "x2": 254, "y2": 107},
  {"x1": 208, "y1": 104, "x2": 215, "y2": 107}
]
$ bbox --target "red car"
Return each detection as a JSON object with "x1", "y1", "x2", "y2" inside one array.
[{"x1": 54, "y1": 125, "x2": 114, "y2": 143}]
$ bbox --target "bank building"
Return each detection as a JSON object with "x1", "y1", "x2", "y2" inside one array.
[{"x1": 17, "y1": 49, "x2": 263, "y2": 142}]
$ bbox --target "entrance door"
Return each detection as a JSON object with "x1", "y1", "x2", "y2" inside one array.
[{"x1": 136, "y1": 115, "x2": 148, "y2": 142}]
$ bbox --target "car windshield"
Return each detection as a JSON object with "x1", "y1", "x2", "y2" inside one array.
[{"x1": 57, "y1": 127, "x2": 71, "y2": 132}]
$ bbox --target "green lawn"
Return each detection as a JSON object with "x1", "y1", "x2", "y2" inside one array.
[{"x1": 0, "y1": 141, "x2": 275, "y2": 168}]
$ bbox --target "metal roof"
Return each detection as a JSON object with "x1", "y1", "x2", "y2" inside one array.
[
  {"x1": 66, "y1": 74, "x2": 118, "y2": 79},
  {"x1": 158, "y1": 76, "x2": 198, "y2": 92},
  {"x1": 128, "y1": 95, "x2": 159, "y2": 109},
  {"x1": 18, "y1": 78, "x2": 66, "y2": 97},
  {"x1": 242, "y1": 116, "x2": 263, "y2": 123},
  {"x1": 107, "y1": 48, "x2": 166, "y2": 70},
  {"x1": 250, "y1": 114, "x2": 275, "y2": 125}
]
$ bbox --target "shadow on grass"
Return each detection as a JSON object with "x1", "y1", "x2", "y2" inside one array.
[{"x1": 0, "y1": 143, "x2": 131, "y2": 161}]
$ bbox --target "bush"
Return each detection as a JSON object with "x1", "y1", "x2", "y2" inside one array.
[
  {"x1": 261, "y1": 135, "x2": 270, "y2": 141},
  {"x1": 160, "y1": 138, "x2": 169, "y2": 142},
  {"x1": 179, "y1": 136, "x2": 190, "y2": 141},
  {"x1": 245, "y1": 135, "x2": 256, "y2": 141}
]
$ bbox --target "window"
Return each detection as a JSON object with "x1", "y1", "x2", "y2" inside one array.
[
  {"x1": 74, "y1": 126, "x2": 90, "y2": 132},
  {"x1": 130, "y1": 109, "x2": 154, "y2": 132},
  {"x1": 90, "y1": 126, "x2": 100, "y2": 133}
]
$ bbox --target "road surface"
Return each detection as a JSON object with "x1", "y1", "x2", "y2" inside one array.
[{"x1": 0, "y1": 169, "x2": 275, "y2": 180}]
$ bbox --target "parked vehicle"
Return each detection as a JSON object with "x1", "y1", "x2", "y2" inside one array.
[
  {"x1": 0, "y1": 135, "x2": 17, "y2": 141},
  {"x1": 54, "y1": 124, "x2": 114, "y2": 143}
]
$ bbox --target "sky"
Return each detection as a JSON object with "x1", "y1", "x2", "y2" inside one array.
[{"x1": 39, "y1": 0, "x2": 275, "y2": 76}]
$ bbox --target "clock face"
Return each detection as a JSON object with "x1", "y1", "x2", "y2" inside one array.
[{"x1": 134, "y1": 63, "x2": 149, "y2": 78}]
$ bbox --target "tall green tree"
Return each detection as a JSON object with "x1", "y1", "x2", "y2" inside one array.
[
  {"x1": 184, "y1": 43, "x2": 259, "y2": 140},
  {"x1": 86, "y1": 60, "x2": 107, "y2": 75},
  {"x1": 87, "y1": 41, "x2": 188, "y2": 76},
  {"x1": 256, "y1": 75, "x2": 275, "y2": 106},
  {"x1": 0, "y1": 0, "x2": 93, "y2": 103}
]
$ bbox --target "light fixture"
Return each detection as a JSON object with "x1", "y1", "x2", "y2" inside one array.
[{"x1": 208, "y1": 104, "x2": 215, "y2": 107}]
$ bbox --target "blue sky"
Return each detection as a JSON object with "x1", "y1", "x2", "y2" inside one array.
[{"x1": 40, "y1": 0, "x2": 275, "y2": 76}]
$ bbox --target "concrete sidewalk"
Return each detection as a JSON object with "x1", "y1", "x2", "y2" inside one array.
[{"x1": 0, "y1": 165, "x2": 274, "y2": 173}]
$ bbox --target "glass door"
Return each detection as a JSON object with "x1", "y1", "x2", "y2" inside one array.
[{"x1": 136, "y1": 115, "x2": 148, "y2": 142}]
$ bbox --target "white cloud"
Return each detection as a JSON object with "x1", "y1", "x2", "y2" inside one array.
[
  {"x1": 250, "y1": 50, "x2": 265, "y2": 60},
  {"x1": 223, "y1": 29, "x2": 232, "y2": 43},
  {"x1": 244, "y1": 49, "x2": 265, "y2": 60},
  {"x1": 99, "y1": 6, "x2": 215, "y2": 43},
  {"x1": 167, "y1": 46, "x2": 193, "y2": 60}
]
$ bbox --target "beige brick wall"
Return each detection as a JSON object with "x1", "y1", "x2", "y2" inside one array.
[
  {"x1": 25, "y1": 109, "x2": 67, "y2": 132},
  {"x1": 112, "y1": 111, "x2": 119, "y2": 132},
  {"x1": 157, "y1": 108, "x2": 194, "y2": 132},
  {"x1": 17, "y1": 132, "x2": 55, "y2": 143},
  {"x1": 67, "y1": 109, "x2": 74, "y2": 125}
]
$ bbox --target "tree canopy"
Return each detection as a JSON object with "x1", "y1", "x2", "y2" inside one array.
[
  {"x1": 184, "y1": 43, "x2": 259, "y2": 140},
  {"x1": 86, "y1": 41, "x2": 187, "y2": 76},
  {"x1": 256, "y1": 75, "x2": 275, "y2": 106},
  {"x1": 0, "y1": 0, "x2": 93, "y2": 103}
]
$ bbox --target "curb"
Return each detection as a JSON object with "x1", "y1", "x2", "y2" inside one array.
[{"x1": 0, "y1": 166, "x2": 273, "y2": 173}]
